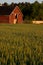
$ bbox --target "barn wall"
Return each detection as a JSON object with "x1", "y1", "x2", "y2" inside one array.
[
  {"x1": 9, "y1": 14, "x2": 14, "y2": 24},
  {"x1": 9, "y1": 6, "x2": 23, "y2": 24},
  {"x1": 18, "y1": 14, "x2": 23, "y2": 23},
  {"x1": 0, "y1": 16, "x2": 9, "y2": 23}
]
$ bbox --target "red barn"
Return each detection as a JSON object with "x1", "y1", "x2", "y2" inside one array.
[{"x1": 0, "y1": 6, "x2": 23, "y2": 24}]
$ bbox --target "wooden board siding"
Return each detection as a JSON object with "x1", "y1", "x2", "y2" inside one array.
[
  {"x1": 17, "y1": 14, "x2": 23, "y2": 23},
  {"x1": 9, "y1": 6, "x2": 23, "y2": 24},
  {"x1": 0, "y1": 16, "x2": 9, "y2": 23}
]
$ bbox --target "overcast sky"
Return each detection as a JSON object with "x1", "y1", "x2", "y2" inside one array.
[{"x1": 0, "y1": 0, "x2": 43, "y2": 4}]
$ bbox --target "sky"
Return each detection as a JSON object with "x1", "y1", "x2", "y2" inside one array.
[{"x1": 0, "y1": 0, "x2": 43, "y2": 4}]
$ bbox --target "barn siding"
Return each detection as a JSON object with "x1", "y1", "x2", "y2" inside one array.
[
  {"x1": 18, "y1": 14, "x2": 23, "y2": 23},
  {"x1": 9, "y1": 6, "x2": 23, "y2": 24},
  {"x1": 0, "y1": 16, "x2": 9, "y2": 23},
  {"x1": 9, "y1": 14, "x2": 14, "y2": 24}
]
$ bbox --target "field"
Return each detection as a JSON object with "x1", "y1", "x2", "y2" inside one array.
[{"x1": 0, "y1": 24, "x2": 43, "y2": 65}]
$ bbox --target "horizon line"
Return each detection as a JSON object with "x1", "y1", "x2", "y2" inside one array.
[{"x1": 0, "y1": 1, "x2": 43, "y2": 4}]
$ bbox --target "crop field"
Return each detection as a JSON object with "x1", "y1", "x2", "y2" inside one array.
[{"x1": 0, "y1": 24, "x2": 43, "y2": 65}]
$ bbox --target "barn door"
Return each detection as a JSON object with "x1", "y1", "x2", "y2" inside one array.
[{"x1": 14, "y1": 14, "x2": 18, "y2": 24}]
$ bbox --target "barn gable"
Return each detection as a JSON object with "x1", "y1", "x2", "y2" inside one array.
[
  {"x1": 9, "y1": 6, "x2": 23, "y2": 24},
  {"x1": 10, "y1": 6, "x2": 23, "y2": 16}
]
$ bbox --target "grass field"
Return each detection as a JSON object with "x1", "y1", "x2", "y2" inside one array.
[{"x1": 0, "y1": 24, "x2": 43, "y2": 65}]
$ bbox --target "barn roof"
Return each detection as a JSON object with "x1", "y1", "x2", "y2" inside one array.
[{"x1": 0, "y1": 6, "x2": 15, "y2": 15}]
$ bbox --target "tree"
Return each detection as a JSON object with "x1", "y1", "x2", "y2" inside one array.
[{"x1": 2, "y1": 2, "x2": 8, "y2": 6}]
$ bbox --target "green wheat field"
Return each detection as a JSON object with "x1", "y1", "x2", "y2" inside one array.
[{"x1": 0, "y1": 24, "x2": 43, "y2": 65}]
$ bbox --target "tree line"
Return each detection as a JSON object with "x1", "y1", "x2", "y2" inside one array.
[{"x1": 0, "y1": 1, "x2": 43, "y2": 21}]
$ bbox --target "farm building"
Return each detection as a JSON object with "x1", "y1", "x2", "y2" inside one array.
[{"x1": 0, "y1": 6, "x2": 23, "y2": 24}]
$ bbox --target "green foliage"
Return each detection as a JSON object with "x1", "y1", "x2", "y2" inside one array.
[
  {"x1": 18, "y1": 1, "x2": 43, "y2": 21},
  {"x1": 0, "y1": 24, "x2": 43, "y2": 65}
]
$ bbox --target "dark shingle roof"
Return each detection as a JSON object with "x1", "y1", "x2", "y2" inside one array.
[{"x1": 0, "y1": 6, "x2": 15, "y2": 15}]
